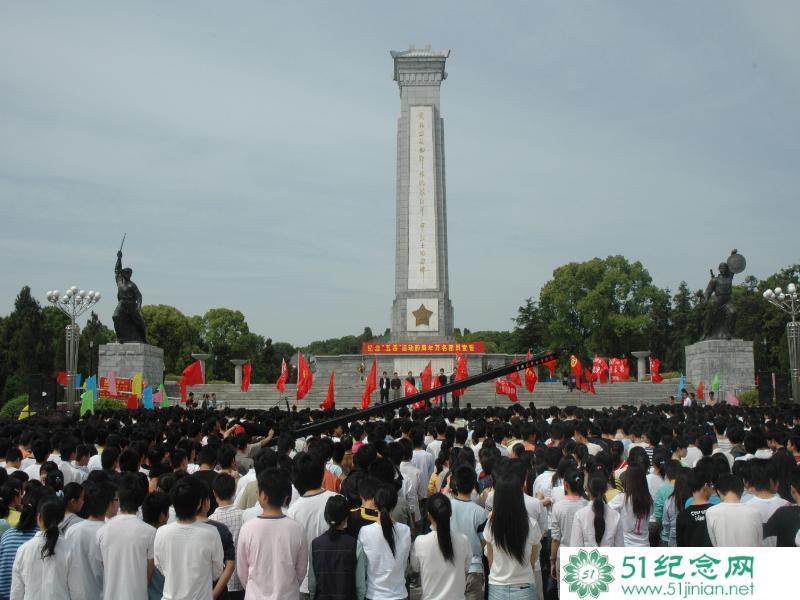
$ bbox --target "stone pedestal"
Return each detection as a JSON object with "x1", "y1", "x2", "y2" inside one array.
[
  {"x1": 98, "y1": 343, "x2": 165, "y2": 388},
  {"x1": 685, "y1": 339, "x2": 754, "y2": 396},
  {"x1": 230, "y1": 359, "x2": 247, "y2": 386},
  {"x1": 632, "y1": 351, "x2": 651, "y2": 382},
  {"x1": 191, "y1": 353, "x2": 211, "y2": 383}
]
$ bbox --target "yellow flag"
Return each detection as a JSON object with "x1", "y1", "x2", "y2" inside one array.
[
  {"x1": 18, "y1": 405, "x2": 36, "y2": 420},
  {"x1": 132, "y1": 372, "x2": 143, "y2": 396}
]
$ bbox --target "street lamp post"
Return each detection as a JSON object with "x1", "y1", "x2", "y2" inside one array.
[
  {"x1": 763, "y1": 283, "x2": 799, "y2": 403},
  {"x1": 45, "y1": 286, "x2": 101, "y2": 413}
]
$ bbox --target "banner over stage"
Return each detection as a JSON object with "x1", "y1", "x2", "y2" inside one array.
[{"x1": 362, "y1": 341, "x2": 485, "y2": 354}]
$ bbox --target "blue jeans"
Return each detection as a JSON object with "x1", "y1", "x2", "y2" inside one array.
[{"x1": 488, "y1": 583, "x2": 537, "y2": 600}]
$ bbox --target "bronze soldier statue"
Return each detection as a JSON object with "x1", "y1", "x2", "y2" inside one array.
[
  {"x1": 113, "y1": 250, "x2": 147, "y2": 343},
  {"x1": 701, "y1": 249, "x2": 745, "y2": 340}
]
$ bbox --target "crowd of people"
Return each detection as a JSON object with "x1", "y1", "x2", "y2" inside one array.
[{"x1": 0, "y1": 398, "x2": 798, "y2": 600}]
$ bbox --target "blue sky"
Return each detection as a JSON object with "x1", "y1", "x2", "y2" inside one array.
[{"x1": 1, "y1": 1, "x2": 798, "y2": 345}]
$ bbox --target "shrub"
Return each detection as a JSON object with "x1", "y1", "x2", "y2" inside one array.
[
  {"x1": 737, "y1": 389, "x2": 759, "y2": 407},
  {"x1": 93, "y1": 397, "x2": 127, "y2": 412},
  {"x1": 0, "y1": 395, "x2": 31, "y2": 419}
]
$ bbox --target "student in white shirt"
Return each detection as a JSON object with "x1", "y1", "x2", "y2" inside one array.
[
  {"x1": 359, "y1": 485, "x2": 411, "y2": 600},
  {"x1": 570, "y1": 473, "x2": 623, "y2": 547},
  {"x1": 412, "y1": 493, "x2": 471, "y2": 600},
  {"x1": 66, "y1": 481, "x2": 117, "y2": 599},
  {"x1": 705, "y1": 474, "x2": 763, "y2": 547},
  {"x1": 154, "y1": 476, "x2": 224, "y2": 600},
  {"x1": 10, "y1": 497, "x2": 75, "y2": 600},
  {"x1": 483, "y1": 475, "x2": 541, "y2": 600},
  {"x1": 97, "y1": 472, "x2": 156, "y2": 600},
  {"x1": 449, "y1": 466, "x2": 489, "y2": 600},
  {"x1": 743, "y1": 458, "x2": 790, "y2": 546}
]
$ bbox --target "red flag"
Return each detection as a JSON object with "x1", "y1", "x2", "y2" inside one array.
[
  {"x1": 650, "y1": 358, "x2": 664, "y2": 383},
  {"x1": 296, "y1": 353, "x2": 314, "y2": 400},
  {"x1": 592, "y1": 357, "x2": 609, "y2": 384},
  {"x1": 179, "y1": 377, "x2": 188, "y2": 403},
  {"x1": 182, "y1": 360, "x2": 204, "y2": 386},
  {"x1": 542, "y1": 359, "x2": 557, "y2": 379},
  {"x1": 496, "y1": 378, "x2": 519, "y2": 402},
  {"x1": 622, "y1": 358, "x2": 630, "y2": 380},
  {"x1": 609, "y1": 358, "x2": 626, "y2": 383},
  {"x1": 276, "y1": 358, "x2": 288, "y2": 393},
  {"x1": 57, "y1": 371, "x2": 67, "y2": 386},
  {"x1": 509, "y1": 356, "x2": 522, "y2": 386},
  {"x1": 404, "y1": 379, "x2": 425, "y2": 409},
  {"x1": 570, "y1": 355, "x2": 582, "y2": 379},
  {"x1": 696, "y1": 380, "x2": 705, "y2": 401},
  {"x1": 241, "y1": 362, "x2": 252, "y2": 392},
  {"x1": 420, "y1": 361, "x2": 433, "y2": 392},
  {"x1": 524, "y1": 351, "x2": 537, "y2": 393},
  {"x1": 321, "y1": 371, "x2": 335, "y2": 409},
  {"x1": 361, "y1": 359, "x2": 377, "y2": 409},
  {"x1": 452, "y1": 352, "x2": 468, "y2": 398},
  {"x1": 580, "y1": 367, "x2": 597, "y2": 394}
]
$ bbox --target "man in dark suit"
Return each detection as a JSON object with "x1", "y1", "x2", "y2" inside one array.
[
  {"x1": 437, "y1": 368, "x2": 448, "y2": 409},
  {"x1": 379, "y1": 371, "x2": 390, "y2": 403},
  {"x1": 390, "y1": 372, "x2": 402, "y2": 400}
]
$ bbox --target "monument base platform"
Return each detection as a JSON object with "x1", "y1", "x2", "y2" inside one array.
[
  {"x1": 685, "y1": 339, "x2": 754, "y2": 396},
  {"x1": 98, "y1": 343, "x2": 164, "y2": 388}
]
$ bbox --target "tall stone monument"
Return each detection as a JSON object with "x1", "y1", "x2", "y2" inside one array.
[{"x1": 390, "y1": 46, "x2": 455, "y2": 343}]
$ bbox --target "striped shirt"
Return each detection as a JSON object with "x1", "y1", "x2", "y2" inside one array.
[
  {"x1": 0, "y1": 528, "x2": 36, "y2": 599},
  {"x1": 208, "y1": 505, "x2": 244, "y2": 592}
]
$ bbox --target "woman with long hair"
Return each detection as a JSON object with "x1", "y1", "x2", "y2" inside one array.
[
  {"x1": 0, "y1": 485, "x2": 21, "y2": 537},
  {"x1": 570, "y1": 473, "x2": 623, "y2": 547},
  {"x1": 10, "y1": 497, "x2": 74, "y2": 599},
  {"x1": 358, "y1": 485, "x2": 411, "y2": 600},
  {"x1": 0, "y1": 486, "x2": 49, "y2": 599},
  {"x1": 608, "y1": 464, "x2": 654, "y2": 546},
  {"x1": 309, "y1": 495, "x2": 366, "y2": 600},
  {"x1": 411, "y1": 493, "x2": 470, "y2": 599},
  {"x1": 58, "y1": 482, "x2": 84, "y2": 535},
  {"x1": 661, "y1": 468, "x2": 691, "y2": 547},
  {"x1": 550, "y1": 470, "x2": 588, "y2": 580},
  {"x1": 483, "y1": 475, "x2": 542, "y2": 600}
]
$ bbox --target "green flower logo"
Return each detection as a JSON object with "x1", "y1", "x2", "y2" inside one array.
[{"x1": 563, "y1": 549, "x2": 615, "y2": 598}]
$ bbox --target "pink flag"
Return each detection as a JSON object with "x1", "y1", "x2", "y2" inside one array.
[
  {"x1": 108, "y1": 371, "x2": 117, "y2": 395},
  {"x1": 726, "y1": 391, "x2": 739, "y2": 406},
  {"x1": 152, "y1": 390, "x2": 163, "y2": 404}
]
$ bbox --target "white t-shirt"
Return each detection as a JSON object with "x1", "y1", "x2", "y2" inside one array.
[
  {"x1": 10, "y1": 532, "x2": 74, "y2": 600},
  {"x1": 569, "y1": 503, "x2": 624, "y2": 547},
  {"x1": 154, "y1": 521, "x2": 224, "y2": 600},
  {"x1": 745, "y1": 494, "x2": 790, "y2": 546},
  {"x1": 65, "y1": 519, "x2": 104, "y2": 600},
  {"x1": 286, "y1": 490, "x2": 339, "y2": 593},
  {"x1": 97, "y1": 514, "x2": 156, "y2": 600},
  {"x1": 359, "y1": 521, "x2": 412, "y2": 600},
  {"x1": 608, "y1": 494, "x2": 652, "y2": 547},
  {"x1": 705, "y1": 502, "x2": 763, "y2": 547},
  {"x1": 483, "y1": 517, "x2": 541, "y2": 586},
  {"x1": 411, "y1": 530, "x2": 471, "y2": 600}
]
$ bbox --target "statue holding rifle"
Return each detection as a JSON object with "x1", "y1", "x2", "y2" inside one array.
[{"x1": 112, "y1": 235, "x2": 147, "y2": 343}]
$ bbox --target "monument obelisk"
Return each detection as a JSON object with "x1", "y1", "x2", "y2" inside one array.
[{"x1": 390, "y1": 46, "x2": 454, "y2": 342}]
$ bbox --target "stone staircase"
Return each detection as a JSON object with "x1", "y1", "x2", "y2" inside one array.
[{"x1": 168, "y1": 379, "x2": 688, "y2": 410}]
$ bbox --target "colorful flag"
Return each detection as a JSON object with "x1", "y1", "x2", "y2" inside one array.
[
  {"x1": 711, "y1": 372, "x2": 721, "y2": 393},
  {"x1": 524, "y1": 351, "x2": 537, "y2": 393},
  {"x1": 496, "y1": 378, "x2": 519, "y2": 402},
  {"x1": 361, "y1": 359, "x2": 377, "y2": 409},
  {"x1": 182, "y1": 361, "x2": 204, "y2": 386},
  {"x1": 79, "y1": 387, "x2": 94, "y2": 416},
  {"x1": 242, "y1": 362, "x2": 252, "y2": 392},
  {"x1": 158, "y1": 383, "x2": 169, "y2": 407},
  {"x1": 276, "y1": 358, "x2": 288, "y2": 393},
  {"x1": 650, "y1": 358, "x2": 664, "y2": 383},
  {"x1": 508, "y1": 357, "x2": 522, "y2": 386},
  {"x1": 142, "y1": 386, "x2": 154, "y2": 409},
  {"x1": 152, "y1": 389, "x2": 162, "y2": 405},
  {"x1": 570, "y1": 355, "x2": 582, "y2": 381},
  {"x1": 580, "y1": 367, "x2": 597, "y2": 394},
  {"x1": 677, "y1": 374, "x2": 685, "y2": 396},
  {"x1": 725, "y1": 391, "x2": 739, "y2": 406},
  {"x1": 696, "y1": 380, "x2": 705, "y2": 401},
  {"x1": 404, "y1": 379, "x2": 419, "y2": 397},
  {"x1": 321, "y1": 371, "x2": 336, "y2": 410},
  {"x1": 108, "y1": 371, "x2": 117, "y2": 395},
  {"x1": 18, "y1": 405, "x2": 35, "y2": 420},
  {"x1": 131, "y1": 372, "x2": 143, "y2": 397},
  {"x1": 296, "y1": 353, "x2": 314, "y2": 400},
  {"x1": 420, "y1": 361, "x2": 433, "y2": 392},
  {"x1": 179, "y1": 377, "x2": 188, "y2": 403},
  {"x1": 57, "y1": 371, "x2": 67, "y2": 386},
  {"x1": 74, "y1": 373, "x2": 82, "y2": 389},
  {"x1": 592, "y1": 357, "x2": 609, "y2": 384}
]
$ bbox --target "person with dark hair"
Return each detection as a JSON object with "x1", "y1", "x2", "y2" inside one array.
[
  {"x1": 286, "y1": 452, "x2": 339, "y2": 597},
  {"x1": 676, "y1": 468, "x2": 714, "y2": 547},
  {"x1": 154, "y1": 476, "x2": 224, "y2": 599},
  {"x1": 193, "y1": 445, "x2": 219, "y2": 514},
  {"x1": 10, "y1": 497, "x2": 74, "y2": 599},
  {"x1": 745, "y1": 458, "x2": 791, "y2": 546},
  {"x1": 236, "y1": 468, "x2": 308, "y2": 600},
  {"x1": 236, "y1": 447, "x2": 280, "y2": 511},
  {"x1": 58, "y1": 481, "x2": 85, "y2": 534},
  {"x1": 764, "y1": 468, "x2": 800, "y2": 547},
  {"x1": 0, "y1": 484, "x2": 21, "y2": 537},
  {"x1": 210, "y1": 473, "x2": 245, "y2": 599},
  {"x1": 608, "y1": 464, "x2": 653, "y2": 546},
  {"x1": 550, "y1": 470, "x2": 588, "y2": 579},
  {"x1": 97, "y1": 471, "x2": 156, "y2": 600},
  {"x1": 483, "y1": 475, "x2": 541, "y2": 600},
  {"x1": 412, "y1": 492, "x2": 470, "y2": 599},
  {"x1": 705, "y1": 474, "x2": 763, "y2": 547},
  {"x1": 66, "y1": 481, "x2": 117, "y2": 599},
  {"x1": 449, "y1": 465, "x2": 487, "y2": 600},
  {"x1": 570, "y1": 472, "x2": 623, "y2": 547},
  {"x1": 22, "y1": 439, "x2": 50, "y2": 482},
  {"x1": 195, "y1": 480, "x2": 237, "y2": 600},
  {"x1": 308, "y1": 495, "x2": 366, "y2": 600},
  {"x1": 358, "y1": 485, "x2": 411, "y2": 600},
  {"x1": 0, "y1": 486, "x2": 50, "y2": 599}
]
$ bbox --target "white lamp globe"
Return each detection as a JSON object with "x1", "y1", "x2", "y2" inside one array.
[
  {"x1": 61, "y1": 295, "x2": 69, "y2": 303},
  {"x1": 779, "y1": 293, "x2": 786, "y2": 300},
  {"x1": 65, "y1": 288, "x2": 73, "y2": 298},
  {"x1": 52, "y1": 290, "x2": 59, "y2": 299},
  {"x1": 78, "y1": 290, "x2": 85, "y2": 297},
  {"x1": 87, "y1": 290, "x2": 95, "y2": 298},
  {"x1": 763, "y1": 290, "x2": 771, "y2": 299},
  {"x1": 70, "y1": 286, "x2": 78, "y2": 293},
  {"x1": 94, "y1": 292, "x2": 101, "y2": 301},
  {"x1": 788, "y1": 283, "x2": 797, "y2": 294},
  {"x1": 774, "y1": 287, "x2": 782, "y2": 295}
]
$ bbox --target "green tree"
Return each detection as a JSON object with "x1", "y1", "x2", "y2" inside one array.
[
  {"x1": 200, "y1": 308, "x2": 253, "y2": 381},
  {"x1": 77, "y1": 312, "x2": 115, "y2": 376},
  {"x1": 512, "y1": 298, "x2": 547, "y2": 354},
  {"x1": 142, "y1": 304, "x2": 202, "y2": 375}
]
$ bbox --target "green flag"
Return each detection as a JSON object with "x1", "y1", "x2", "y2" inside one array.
[
  {"x1": 80, "y1": 388, "x2": 95, "y2": 416},
  {"x1": 711, "y1": 372, "x2": 721, "y2": 393},
  {"x1": 158, "y1": 383, "x2": 169, "y2": 408}
]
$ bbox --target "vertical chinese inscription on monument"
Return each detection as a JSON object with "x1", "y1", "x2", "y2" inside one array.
[{"x1": 407, "y1": 105, "x2": 438, "y2": 290}]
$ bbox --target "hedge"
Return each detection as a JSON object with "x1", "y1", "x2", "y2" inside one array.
[{"x1": 0, "y1": 395, "x2": 29, "y2": 419}]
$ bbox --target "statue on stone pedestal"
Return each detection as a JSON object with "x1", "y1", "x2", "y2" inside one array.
[
  {"x1": 701, "y1": 249, "x2": 746, "y2": 341},
  {"x1": 113, "y1": 249, "x2": 147, "y2": 343}
]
